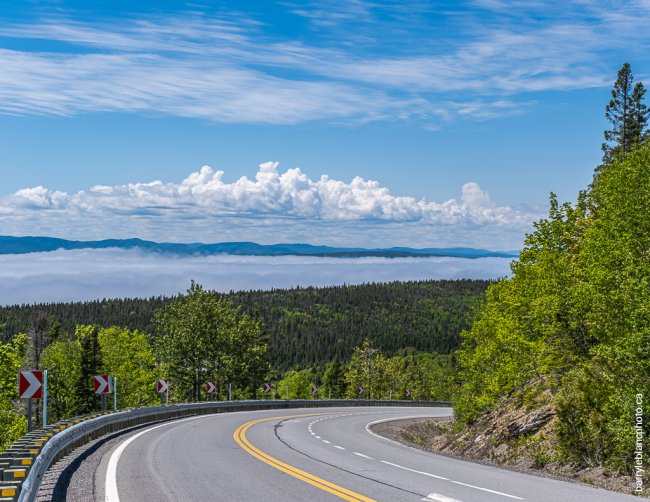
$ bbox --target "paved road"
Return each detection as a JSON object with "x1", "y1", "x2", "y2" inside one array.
[{"x1": 93, "y1": 406, "x2": 637, "y2": 502}]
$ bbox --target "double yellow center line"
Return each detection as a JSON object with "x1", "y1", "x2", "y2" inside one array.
[{"x1": 233, "y1": 414, "x2": 376, "y2": 502}]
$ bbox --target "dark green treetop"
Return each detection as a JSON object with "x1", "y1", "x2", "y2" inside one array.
[{"x1": 601, "y1": 63, "x2": 648, "y2": 168}]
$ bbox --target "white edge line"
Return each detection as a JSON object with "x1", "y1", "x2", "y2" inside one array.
[
  {"x1": 423, "y1": 494, "x2": 464, "y2": 502},
  {"x1": 105, "y1": 414, "x2": 212, "y2": 502},
  {"x1": 380, "y1": 460, "x2": 449, "y2": 480},
  {"x1": 365, "y1": 415, "x2": 442, "y2": 452},
  {"x1": 450, "y1": 480, "x2": 524, "y2": 500}
]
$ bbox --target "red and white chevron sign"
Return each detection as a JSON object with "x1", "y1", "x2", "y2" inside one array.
[
  {"x1": 93, "y1": 374, "x2": 112, "y2": 394},
  {"x1": 157, "y1": 379, "x2": 169, "y2": 393},
  {"x1": 18, "y1": 370, "x2": 43, "y2": 399},
  {"x1": 262, "y1": 383, "x2": 271, "y2": 393},
  {"x1": 311, "y1": 385, "x2": 318, "y2": 394},
  {"x1": 406, "y1": 389, "x2": 411, "y2": 397},
  {"x1": 204, "y1": 381, "x2": 216, "y2": 394},
  {"x1": 358, "y1": 385, "x2": 365, "y2": 396}
]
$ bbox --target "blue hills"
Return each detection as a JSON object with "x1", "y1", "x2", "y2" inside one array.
[{"x1": 0, "y1": 236, "x2": 518, "y2": 259}]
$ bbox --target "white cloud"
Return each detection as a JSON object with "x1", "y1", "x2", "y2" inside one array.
[
  {"x1": 1, "y1": 163, "x2": 538, "y2": 235},
  {"x1": 0, "y1": 249, "x2": 512, "y2": 305},
  {"x1": 461, "y1": 182, "x2": 495, "y2": 210},
  {"x1": 0, "y1": 2, "x2": 648, "y2": 124},
  {"x1": 0, "y1": 163, "x2": 542, "y2": 250}
]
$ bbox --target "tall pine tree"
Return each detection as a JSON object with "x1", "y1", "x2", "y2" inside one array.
[
  {"x1": 601, "y1": 63, "x2": 648, "y2": 168},
  {"x1": 630, "y1": 81, "x2": 649, "y2": 145},
  {"x1": 76, "y1": 325, "x2": 102, "y2": 413}
]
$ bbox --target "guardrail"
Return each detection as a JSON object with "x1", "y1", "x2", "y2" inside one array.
[{"x1": 4, "y1": 399, "x2": 451, "y2": 502}]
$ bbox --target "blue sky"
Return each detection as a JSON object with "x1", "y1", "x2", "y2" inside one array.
[{"x1": 0, "y1": 0, "x2": 648, "y2": 250}]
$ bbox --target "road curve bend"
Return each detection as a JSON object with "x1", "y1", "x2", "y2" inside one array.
[{"x1": 92, "y1": 406, "x2": 636, "y2": 502}]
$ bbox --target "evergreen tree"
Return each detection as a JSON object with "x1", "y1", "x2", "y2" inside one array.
[
  {"x1": 630, "y1": 81, "x2": 649, "y2": 146},
  {"x1": 322, "y1": 355, "x2": 345, "y2": 398},
  {"x1": 27, "y1": 311, "x2": 49, "y2": 369},
  {"x1": 601, "y1": 63, "x2": 648, "y2": 167},
  {"x1": 76, "y1": 325, "x2": 102, "y2": 413}
]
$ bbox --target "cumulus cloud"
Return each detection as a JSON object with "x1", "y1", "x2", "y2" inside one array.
[
  {"x1": 0, "y1": 249, "x2": 512, "y2": 305},
  {"x1": 0, "y1": 163, "x2": 538, "y2": 237},
  {"x1": 461, "y1": 182, "x2": 495, "y2": 210}
]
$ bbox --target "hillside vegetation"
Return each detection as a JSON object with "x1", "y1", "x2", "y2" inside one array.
[
  {"x1": 454, "y1": 122, "x2": 649, "y2": 479},
  {"x1": 0, "y1": 279, "x2": 488, "y2": 370}
]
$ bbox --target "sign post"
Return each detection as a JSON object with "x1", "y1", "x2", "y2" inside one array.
[
  {"x1": 19, "y1": 370, "x2": 43, "y2": 432},
  {"x1": 113, "y1": 377, "x2": 118, "y2": 410},
  {"x1": 228, "y1": 382, "x2": 232, "y2": 401},
  {"x1": 43, "y1": 369, "x2": 48, "y2": 428}
]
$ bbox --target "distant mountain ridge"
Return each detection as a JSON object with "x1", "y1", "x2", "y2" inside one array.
[{"x1": 0, "y1": 236, "x2": 518, "y2": 259}]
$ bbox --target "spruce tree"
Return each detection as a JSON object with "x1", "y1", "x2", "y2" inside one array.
[
  {"x1": 630, "y1": 81, "x2": 649, "y2": 146},
  {"x1": 76, "y1": 325, "x2": 102, "y2": 413},
  {"x1": 601, "y1": 63, "x2": 648, "y2": 167}
]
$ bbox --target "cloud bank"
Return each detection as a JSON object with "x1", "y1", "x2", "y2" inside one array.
[
  {"x1": 0, "y1": 163, "x2": 541, "y2": 248},
  {"x1": 0, "y1": 249, "x2": 512, "y2": 305}
]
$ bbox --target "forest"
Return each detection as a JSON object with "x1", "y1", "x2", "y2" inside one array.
[{"x1": 0, "y1": 279, "x2": 488, "y2": 370}]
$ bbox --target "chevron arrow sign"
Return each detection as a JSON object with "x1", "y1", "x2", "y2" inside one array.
[
  {"x1": 19, "y1": 370, "x2": 43, "y2": 399},
  {"x1": 93, "y1": 374, "x2": 112, "y2": 394}
]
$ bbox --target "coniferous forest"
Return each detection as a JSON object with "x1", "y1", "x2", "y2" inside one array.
[{"x1": 0, "y1": 279, "x2": 488, "y2": 370}]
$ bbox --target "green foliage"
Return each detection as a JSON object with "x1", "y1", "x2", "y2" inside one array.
[
  {"x1": 278, "y1": 369, "x2": 315, "y2": 399},
  {"x1": 153, "y1": 282, "x2": 268, "y2": 401},
  {"x1": 455, "y1": 191, "x2": 590, "y2": 423},
  {"x1": 0, "y1": 336, "x2": 27, "y2": 450},
  {"x1": 555, "y1": 145, "x2": 650, "y2": 470},
  {"x1": 403, "y1": 352, "x2": 456, "y2": 401},
  {"x1": 343, "y1": 340, "x2": 456, "y2": 401},
  {"x1": 456, "y1": 145, "x2": 650, "y2": 472},
  {"x1": 344, "y1": 339, "x2": 381, "y2": 399},
  {"x1": 41, "y1": 334, "x2": 82, "y2": 422},
  {"x1": 98, "y1": 327, "x2": 160, "y2": 408}
]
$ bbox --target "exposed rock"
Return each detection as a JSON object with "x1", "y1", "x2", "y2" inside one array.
[{"x1": 507, "y1": 409, "x2": 555, "y2": 439}]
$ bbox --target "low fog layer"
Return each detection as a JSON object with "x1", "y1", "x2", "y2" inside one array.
[{"x1": 0, "y1": 248, "x2": 512, "y2": 305}]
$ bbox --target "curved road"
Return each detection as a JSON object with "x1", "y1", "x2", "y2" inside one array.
[{"x1": 89, "y1": 406, "x2": 636, "y2": 502}]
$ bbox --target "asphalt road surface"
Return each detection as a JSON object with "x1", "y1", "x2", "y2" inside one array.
[{"x1": 88, "y1": 406, "x2": 637, "y2": 502}]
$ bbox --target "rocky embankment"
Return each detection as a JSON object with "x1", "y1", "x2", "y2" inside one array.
[{"x1": 373, "y1": 392, "x2": 646, "y2": 497}]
